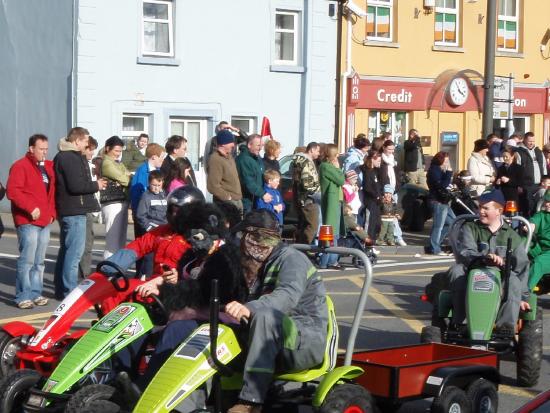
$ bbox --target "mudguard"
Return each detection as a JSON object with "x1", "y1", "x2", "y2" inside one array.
[
  {"x1": 466, "y1": 267, "x2": 501, "y2": 341},
  {"x1": 438, "y1": 290, "x2": 452, "y2": 318},
  {"x1": 25, "y1": 303, "x2": 153, "y2": 409},
  {"x1": 134, "y1": 323, "x2": 242, "y2": 413},
  {"x1": 2, "y1": 322, "x2": 36, "y2": 338},
  {"x1": 311, "y1": 365, "x2": 364, "y2": 407},
  {"x1": 520, "y1": 293, "x2": 537, "y2": 321},
  {"x1": 422, "y1": 365, "x2": 499, "y2": 397}
]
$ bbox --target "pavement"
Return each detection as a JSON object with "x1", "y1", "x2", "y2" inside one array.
[{"x1": 0, "y1": 213, "x2": 547, "y2": 412}]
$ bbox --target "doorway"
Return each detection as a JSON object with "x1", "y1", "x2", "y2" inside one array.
[{"x1": 170, "y1": 117, "x2": 208, "y2": 191}]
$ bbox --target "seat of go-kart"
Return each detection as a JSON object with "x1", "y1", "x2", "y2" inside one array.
[{"x1": 274, "y1": 296, "x2": 339, "y2": 382}]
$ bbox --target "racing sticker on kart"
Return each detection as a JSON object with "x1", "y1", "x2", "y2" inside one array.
[
  {"x1": 94, "y1": 305, "x2": 137, "y2": 333},
  {"x1": 175, "y1": 325, "x2": 223, "y2": 360},
  {"x1": 471, "y1": 272, "x2": 494, "y2": 293},
  {"x1": 28, "y1": 280, "x2": 96, "y2": 348},
  {"x1": 83, "y1": 319, "x2": 144, "y2": 372}
]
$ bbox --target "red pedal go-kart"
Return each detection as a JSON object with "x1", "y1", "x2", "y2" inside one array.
[{"x1": 0, "y1": 261, "x2": 141, "y2": 379}]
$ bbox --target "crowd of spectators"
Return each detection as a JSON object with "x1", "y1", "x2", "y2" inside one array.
[{"x1": 3, "y1": 122, "x2": 550, "y2": 307}]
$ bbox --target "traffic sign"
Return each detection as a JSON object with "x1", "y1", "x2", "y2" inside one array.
[{"x1": 494, "y1": 76, "x2": 513, "y2": 100}]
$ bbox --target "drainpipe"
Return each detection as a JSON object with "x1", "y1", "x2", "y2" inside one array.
[
  {"x1": 70, "y1": 0, "x2": 79, "y2": 127},
  {"x1": 339, "y1": 12, "x2": 353, "y2": 153}
]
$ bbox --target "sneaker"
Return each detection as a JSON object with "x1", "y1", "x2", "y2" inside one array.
[
  {"x1": 33, "y1": 296, "x2": 48, "y2": 306},
  {"x1": 371, "y1": 247, "x2": 381, "y2": 255},
  {"x1": 228, "y1": 403, "x2": 263, "y2": 413},
  {"x1": 328, "y1": 263, "x2": 345, "y2": 270},
  {"x1": 17, "y1": 300, "x2": 34, "y2": 309},
  {"x1": 396, "y1": 239, "x2": 407, "y2": 246},
  {"x1": 386, "y1": 240, "x2": 396, "y2": 246},
  {"x1": 436, "y1": 251, "x2": 449, "y2": 256}
]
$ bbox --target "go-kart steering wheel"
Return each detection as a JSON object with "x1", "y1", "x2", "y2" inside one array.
[
  {"x1": 132, "y1": 291, "x2": 169, "y2": 325},
  {"x1": 96, "y1": 260, "x2": 130, "y2": 292}
]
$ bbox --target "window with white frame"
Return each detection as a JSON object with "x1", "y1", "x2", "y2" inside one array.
[
  {"x1": 231, "y1": 116, "x2": 257, "y2": 135},
  {"x1": 142, "y1": 0, "x2": 174, "y2": 57},
  {"x1": 121, "y1": 113, "x2": 150, "y2": 142},
  {"x1": 434, "y1": 0, "x2": 459, "y2": 46},
  {"x1": 274, "y1": 10, "x2": 300, "y2": 65},
  {"x1": 366, "y1": 0, "x2": 393, "y2": 41},
  {"x1": 498, "y1": 0, "x2": 519, "y2": 52}
]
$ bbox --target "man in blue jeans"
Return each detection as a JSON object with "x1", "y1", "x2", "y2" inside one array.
[
  {"x1": 7, "y1": 135, "x2": 57, "y2": 309},
  {"x1": 53, "y1": 127, "x2": 107, "y2": 299}
]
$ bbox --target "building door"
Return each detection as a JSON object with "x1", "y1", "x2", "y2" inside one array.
[
  {"x1": 367, "y1": 111, "x2": 408, "y2": 146},
  {"x1": 170, "y1": 117, "x2": 208, "y2": 191}
]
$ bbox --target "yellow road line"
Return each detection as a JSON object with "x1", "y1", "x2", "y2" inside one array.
[
  {"x1": 499, "y1": 384, "x2": 540, "y2": 398},
  {"x1": 349, "y1": 276, "x2": 426, "y2": 334},
  {"x1": 323, "y1": 266, "x2": 448, "y2": 282},
  {"x1": 0, "y1": 311, "x2": 55, "y2": 324}
]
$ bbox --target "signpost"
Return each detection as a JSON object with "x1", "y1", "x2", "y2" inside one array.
[{"x1": 493, "y1": 74, "x2": 514, "y2": 136}]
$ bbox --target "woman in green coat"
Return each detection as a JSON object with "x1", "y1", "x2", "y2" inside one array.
[
  {"x1": 319, "y1": 144, "x2": 345, "y2": 269},
  {"x1": 101, "y1": 136, "x2": 131, "y2": 259}
]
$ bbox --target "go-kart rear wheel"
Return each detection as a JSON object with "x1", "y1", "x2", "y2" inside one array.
[
  {"x1": 466, "y1": 378, "x2": 498, "y2": 413},
  {"x1": 431, "y1": 385, "x2": 471, "y2": 413},
  {"x1": 318, "y1": 383, "x2": 377, "y2": 413},
  {"x1": 65, "y1": 384, "x2": 117, "y2": 413},
  {"x1": 420, "y1": 326, "x2": 442, "y2": 343},
  {"x1": 0, "y1": 368, "x2": 42, "y2": 413},
  {"x1": 517, "y1": 305, "x2": 543, "y2": 387},
  {"x1": 0, "y1": 331, "x2": 22, "y2": 378},
  {"x1": 79, "y1": 399, "x2": 122, "y2": 413}
]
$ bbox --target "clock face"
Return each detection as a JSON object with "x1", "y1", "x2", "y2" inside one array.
[{"x1": 447, "y1": 77, "x2": 469, "y2": 106}]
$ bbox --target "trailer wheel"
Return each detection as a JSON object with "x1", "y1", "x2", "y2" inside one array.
[
  {"x1": 318, "y1": 383, "x2": 377, "y2": 413},
  {"x1": 79, "y1": 400, "x2": 121, "y2": 413},
  {"x1": 421, "y1": 326, "x2": 441, "y2": 343},
  {"x1": 466, "y1": 378, "x2": 497, "y2": 413},
  {"x1": 65, "y1": 384, "x2": 117, "y2": 413},
  {"x1": 0, "y1": 369, "x2": 41, "y2": 412},
  {"x1": 431, "y1": 385, "x2": 471, "y2": 413},
  {"x1": 0, "y1": 331, "x2": 22, "y2": 378},
  {"x1": 517, "y1": 304, "x2": 543, "y2": 387}
]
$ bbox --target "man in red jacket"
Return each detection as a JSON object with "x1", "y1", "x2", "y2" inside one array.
[{"x1": 7, "y1": 134, "x2": 56, "y2": 309}]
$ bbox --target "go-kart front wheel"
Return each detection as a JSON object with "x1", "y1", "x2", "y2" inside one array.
[
  {"x1": 431, "y1": 385, "x2": 471, "y2": 413},
  {"x1": 0, "y1": 368, "x2": 42, "y2": 413},
  {"x1": 65, "y1": 384, "x2": 117, "y2": 413},
  {"x1": 0, "y1": 331, "x2": 23, "y2": 378},
  {"x1": 80, "y1": 399, "x2": 122, "y2": 413},
  {"x1": 517, "y1": 305, "x2": 543, "y2": 387},
  {"x1": 318, "y1": 383, "x2": 377, "y2": 413},
  {"x1": 420, "y1": 326, "x2": 442, "y2": 344}
]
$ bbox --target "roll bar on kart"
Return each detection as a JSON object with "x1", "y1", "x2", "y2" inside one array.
[
  {"x1": 291, "y1": 245, "x2": 373, "y2": 367},
  {"x1": 448, "y1": 214, "x2": 533, "y2": 255}
]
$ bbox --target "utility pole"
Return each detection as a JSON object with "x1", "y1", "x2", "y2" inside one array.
[{"x1": 482, "y1": 0, "x2": 498, "y2": 138}]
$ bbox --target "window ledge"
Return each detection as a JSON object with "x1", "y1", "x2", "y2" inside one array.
[
  {"x1": 137, "y1": 56, "x2": 181, "y2": 66},
  {"x1": 270, "y1": 65, "x2": 306, "y2": 74},
  {"x1": 362, "y1": 39, "x2": 399, "y2": 48},
  {"x1": 496, "y1": 51, "x2": 524, "y2": 58},
  {"x1": 432, "y1": 45, "x2": 465, "y2": 53}
]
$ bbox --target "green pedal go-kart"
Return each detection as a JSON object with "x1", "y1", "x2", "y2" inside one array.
[
  {"x1": 0, "y1": 293, "x2": 168, "y2": 413},
  {"x1": 421, "y1": 214, "x2": 543, "y2": 388},
  {"x1": 69, "y1": 279, "x2": 364, "y2": 413}
]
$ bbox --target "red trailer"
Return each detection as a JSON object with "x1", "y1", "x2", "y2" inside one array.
[{"x1": 347, "y1": 342, "x2": 499, "y2": 412}]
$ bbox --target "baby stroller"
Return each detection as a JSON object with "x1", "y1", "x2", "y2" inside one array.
[
  {"x1": 450, "y1": 171, "x2": 478, "y2": 216},
  {"x1": 337, "y1": 225, "x2": 378, "y2": 267},
  {"x1": 400, "y1": 183, "x2": 431, "y2": 232}
]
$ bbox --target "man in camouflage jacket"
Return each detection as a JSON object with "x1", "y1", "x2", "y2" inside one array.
[{"x1": 291, "y1": 142, "x2": 321, "y2": 244}]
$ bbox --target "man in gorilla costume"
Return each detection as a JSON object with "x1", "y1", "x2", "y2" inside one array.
[{"x1": 131, "y1": 202, "x2": 248, "y2": 397}]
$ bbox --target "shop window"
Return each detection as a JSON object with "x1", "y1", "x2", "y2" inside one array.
[
  {"x1": 497, "y1": 0, "x2": 519, "y2": 52},
  {"x1": 141, "y1": 0, "x2": 174, "y2": 57},
  {"x1": 434, "y1": 0, "x2": 458, "y2": 46},
  {"x1": 231, "y1": 116, "x2": 257, "y2": 135},
  {"x1": 367, "y1": 111, "x2": 407, "y2": 146},
  {"x1": 366, "y1": 0, "x2": 393, "y2": 42},
  {"x1": 493, "y1": 116, "x2": 530, "y2": 137},
  {"x1": 274, "y1": 10, "x2": 301, "y2": 65},
  {"x1": 122, "y1": 113, "x2": 151, "y2": 142}
]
